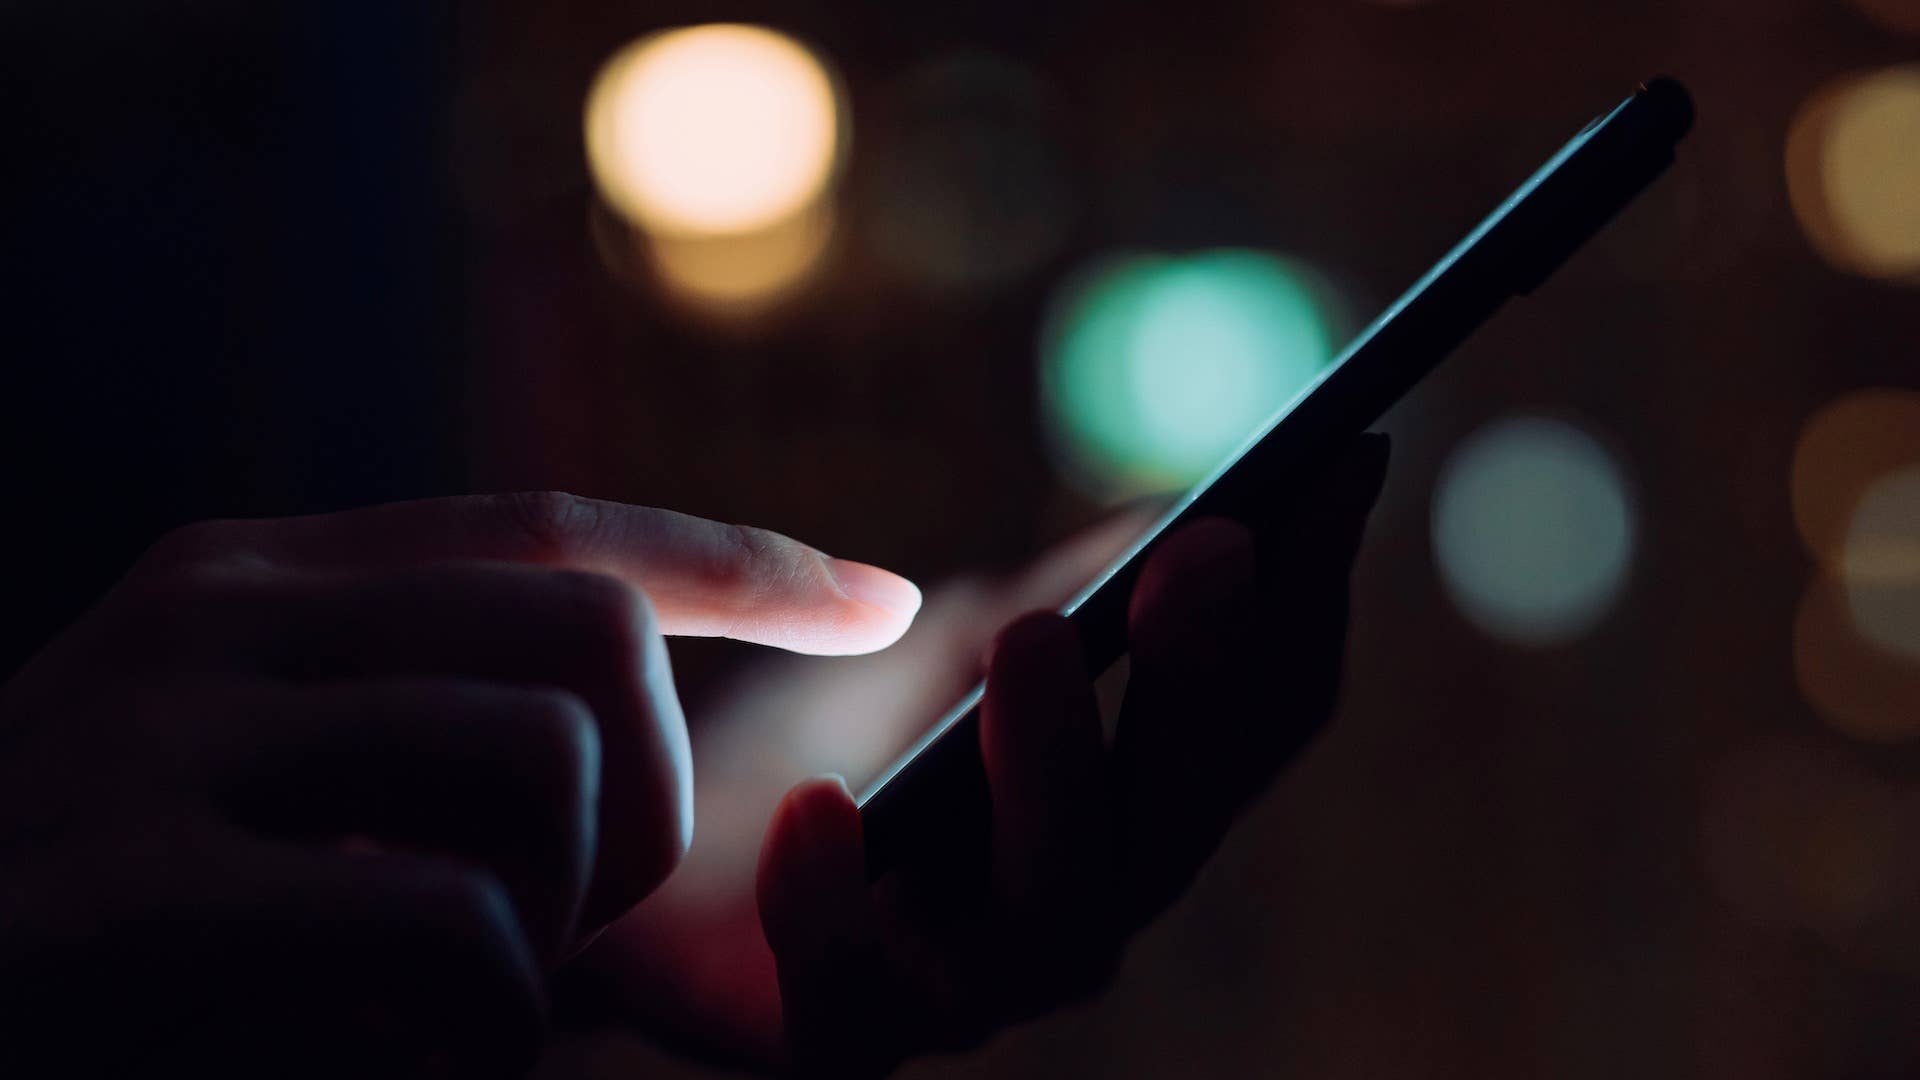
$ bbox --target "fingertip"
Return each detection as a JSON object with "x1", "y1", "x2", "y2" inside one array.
[
  {"x1": 988, "y1": 610, "x2": 1082, "y2": 681},
  {"x1": 981, "y1": 609, "x2": 1094, "y2": 779},
  {"x1": 757, "y1": 776, "x2": 866, "y2": 953},
  {"x1": 769, "y1": 775, "x2": 860, "y2": 862},
  {"x1": 650, "y1": 521, "x2": 922, "y2": 654},
  {"x1": 1162, "y1": 517, "x2": 1258, "y2": 575},
  {"x1": 820, "y1": 771, "x2": 853, "y2": 801},
  {"x1": 757, "y1": 777, "x2": 893, "y2": 1076},
  {"x1": 982, "y1": 610, "x2": 1096, "y2": 768},
  {"x1": 1129, "y1": 517, "x2": 1257, "y2": 655},
  {"x1": 784, "y1": 559, "x2": 921, "y2": 656},
  {"x1": 826, "y1": 559, "x2": 923, "y2": 620},
  {"x1": 981, "y1": 610, "x2": 1110, "y2": 919}
]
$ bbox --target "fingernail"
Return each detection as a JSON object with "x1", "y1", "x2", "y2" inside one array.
[
  {"x1": 819, "y1": 772, "x2": 851, "y2": 800},
  {"x1": 788, "y1": 774, "x2": 857, "y2": 853},
  {"x1": 825, "y1": 558, "x2": 924, "y2": 619}
]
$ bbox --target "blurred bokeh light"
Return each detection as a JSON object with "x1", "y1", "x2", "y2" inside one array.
[
  {"x1": 1785, "y1": 65, "x2": 1920, "y2": 283},
  {"x1": 1844, "y1": 466, "x2": 1920, "y2": 661},
  {"x1": 1431, "y1": 417, "x2": 1635, "y2": 645},
  {"x1": 584, "y1": 25, "x2": 843, "y2": 237},
  {"x1": 593, "y1": 199, "x2": 837, "y2": 315},
  {"x1": 1790, "y1": 389, "x2": 1920, "y2": 739},
  {"x1": 1039, "y1": 250, "x2": 1339, "y2": 499},
  {"x1": 1793, "y1": 392, "x2": 1920, "y2": 740},
  {"x1": 1702, "y1": 737, "x2": 1915, "y2": 945},
  {"x1": 865, "y1": 53, "x2": 1076, "y2": 292},
  {"x1": 1791, "y1": 389, "x2": 1920, "y2": 571},
  {"x1": 1797, "y1": 569, "x2": 1920, "y2": 742}
]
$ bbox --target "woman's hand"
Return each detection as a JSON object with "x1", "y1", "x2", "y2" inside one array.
[
  {"x1": 567, "y1": 435, "x2": 1389, "y2": 1076},
  {"x1": 0, "y1": 493, "x2": 919, "y2": 1076}
]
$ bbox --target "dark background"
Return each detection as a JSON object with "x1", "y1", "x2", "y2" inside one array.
[{"x1": 6, "y1": 1, "x2": 1920, "y2": 1076}]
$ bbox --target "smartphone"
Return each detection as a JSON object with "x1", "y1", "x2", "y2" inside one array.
[{"x1": 858, "y1": 76, "x2": 1694, "y2": 879}]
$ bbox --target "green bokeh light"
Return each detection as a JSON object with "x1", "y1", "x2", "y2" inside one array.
[
  {"x1": 1431, "y1": 416, "x2": 1636, "y2": 644},
  {"x1": 1040, "y1": 249, "x2": 1339, "y2": 498}
]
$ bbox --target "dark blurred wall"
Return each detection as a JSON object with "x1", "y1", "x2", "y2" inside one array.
[{"x1": 0, "y1": 2, "x2": 459, "y2": 675}]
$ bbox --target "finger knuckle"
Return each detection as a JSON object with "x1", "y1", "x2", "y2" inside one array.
[
  {"x1": 421, "y1": 864, "x2": 520, "y2": 941},
  {"x1": 714, "y1": 523, "x2": 814, "y2": 604},
  {"x1": 136, "y1": 519, "x2": 250, "y2": 576},
  {"x1": 554, "y1": 570, "x2": 657, "y2": 675},
  {"x1": 515, "y1": 688, "x2": 601, "y2": 795},
  {"x1": 115, "y1": 555, "x2": 275, "y2": 660},
  {"x1": 393, "y1": 864, "x2": 544, "y2": 1060},
  {"x1": 491, "y1": 490, "x2": 600, "y2": 561}
]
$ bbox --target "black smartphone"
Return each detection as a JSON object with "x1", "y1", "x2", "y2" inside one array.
[{"x1": 858, "y1": 76, "x2": 1694, "y2": 879}]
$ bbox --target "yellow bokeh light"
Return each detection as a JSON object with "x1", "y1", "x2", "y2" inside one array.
[
  {"x1": 1843, "y1": 496, "x2": 1920, "y2": 585},
  {"x1": 1702, "y1": 737, "x2": 1909, "y2": 935},
  {"x1": 1789, "y1": 389, "x2": 1920, "y2": 570},
  {"x1": 1791, "y1": 391, "x2": 1920, "y2": 741},
  {"x1": 1794, "y1": 574, "x2": 1920, "y2": 743},
  {"x1": 649, "y1": 200, "x2": 835, "y2": 311},
  {"x1": 585, "y1": 24, "x2": 843, "y2": 237},
  {"x1": 590, "y1": 198, "x2": 834, "y2": 316},
  {"x1": 1785, "y1": 66, "x2": 1920, "y2": 282},
  {"x1": 1843, "y1": 466, "x2": 1920, "y2": 661}
]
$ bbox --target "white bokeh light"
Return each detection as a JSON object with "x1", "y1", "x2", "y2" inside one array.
[
  {"x1": 1843, "y1": 465, "x2": 1920, "y2": 660},
  {"x1": 585, "y1": 25, "x2": 841, "y2": 236},
  {"x1": 1432, "y1": 416, "x2": 1636, "y2": 645}
]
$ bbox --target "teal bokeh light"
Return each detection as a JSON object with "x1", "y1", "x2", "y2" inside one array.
[
  {"x1": 1040, "y1": 249, "x2": 1339, "y2": 498},
  {"x1": 1431, "y1": 416, "x2": 1636, "y2": 644}
]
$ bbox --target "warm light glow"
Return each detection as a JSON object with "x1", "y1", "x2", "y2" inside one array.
[
  {"x1": 1702, "y1": 737, "x2": 1909, "y2": 942},
  {"x1": 1431, "y1": 417, "x2": 1635, "y2": 645},
  {"x1": 590, "y1": 198, "x2": 834, "y2": 316},
  {"x1": 1785, "y1": 66, "x2": 1920, "y2": 282},
  {"x1": 1791, "y1": 392, "x2": 1920, "y2": 740},
  {"x1": 1789, "y1": 389, "x2": 1920, "y2": 570},
  {"x1": 1040, "y1": 250, "x2": 1340, "y2": 499},
  {"x1": 649, "y1": 201, "x2": 835, "y2": 310},
  {"x1": 585, "y1": 25, "x2": 842, "y2": 236},
  {"x1": 1795, "y1": 573, "x2": 1920, "y2": 742},
  {"x1": 1843, "y1": 466, "x2": 1920, "y2": 661}
]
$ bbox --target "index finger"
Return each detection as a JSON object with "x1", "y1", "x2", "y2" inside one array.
[{"x1": 212, "y1": 492, "x2": 921, "y2": 656}]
